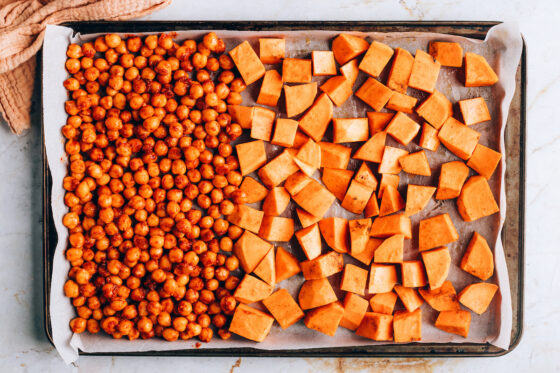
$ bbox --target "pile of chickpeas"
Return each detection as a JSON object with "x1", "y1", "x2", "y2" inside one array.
[{"x1": 61, "y1": 32, "x2": 250, "y2": 343}]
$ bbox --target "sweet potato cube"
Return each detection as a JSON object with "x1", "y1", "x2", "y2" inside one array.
[
  {"x1": 259, "y1": 38, "x2": 285, "y2": 64},
  {"x1": 364, "y1": 192, "x2": 380, "y2": 218},
  {"x1": 416, "y1": 90, "x2": 453, "y2": 130},
  {"x1": 368, "y1": 264, "x2": 398, "y2": 293},
  {"x1": 262, "y1": 289, "x2": 304, "y2": 329},
  {"x1": 378, "y1": 174, "x2": 400, "y2": 200},
  {"x1": 227, "y1": 205, "x2": 264, "y2": 234},
  {"x1": 370, "y1": 213, "x2": 412, "y2": 239},
  {"x1": 298, "y1": 278, "x2": 338, "y2": 310},
  {"x1": 282, "y1": 58, "x2": 312, "y2": 83},
  {"x1": 374, "y1": 234, "x2": 404, "y2": 263},
  {"x1": 393, "y1": 309, "x2": 422, "y2": 343},
  {"x1": 355, "y1": 78, "x2": 393, "y2": 111},
  {"x1": 275, "y1": 246, "x2": 301, "y2": 283},
  {"x1": 369, "y1": 292, "x2": 398, "y2": 315},
  {"x1": 354, "y1": 162, "x2": 378, "y2": 190},
  {"x1": 418, "y1": 281, "x2": 461, "y2": 311},
  {"x1": 467, "y1": 144, "x2": 501, "y2": 180},
  {"x1": 459, "y1": 97, "x2": 491, "y2": 125},
  {"x1": 418, "y1": 213, "x2": 458, "y2": 252},
  {"x1": 317, "y1": 143, "x2": 350, "y2": 170},
  {"x1": 386, "y1": 92, "x2": 418, "y2": 114},
  {"x1": 257, "y1": 70, "x2": 283, "y2": 107},
  {"x1": 436, "y1": 161, "x2": 469, "y2": 200},
  {"x1": 386, "y1": 112, "x2": 421, "y2": 146},
  {"x1": 234, "y1": 274, "x2": 273, "y2": 304},
  {"x1": 405, "y1": 185, "x2": 436, "y2": 217},
  {"x1": 460, "y1": 232, "x2": 494, "y2": 281},
  {"x1": 422, "y1": 246, "x2": 451, "y2": 290},
  {"x1": 359, "y1": 41, "x2": 394, "y2": 78},
  {"x1": 356, "y1": 312, "x2": 393, "y2": 341},
  {"x1": 228, "y1": 105, "x2": 254, "y2": 129},
  {"x1": 340, "y1": 293, "x2": 369, "y2": 331},
  {"x1": 320, "y1": 76, "x2": 353, "y2": 107},
  {"x1": 341, "y1": 180, "x2": 374, "y2": 214},
  {"x1": 399, "y1": 150, "x2": 431, "y2": 176},
  {"x1": 284, "y1": 82, "x2": 317, "y2": 118},
  {"x1": 298, "y1": 93, "x2": 333, "y2": 142},
  {"x1": 295, "y1": 138, "x2": 321, "y2": 176},
  {"x1": 419, "y1": 122, "x2": 440, "y2": 151},
  {"x1": 457, "y1": 176, "x2": 499, "y2": 222},
  {"x1": 253, "y1": 247, "x2": 276, "y2": 285},
  {"x1": 458, "y1": 283, "x2": 498, "y2": 315},
  {"x1": 349, "y1": 218, "x2": 372, "y2": 255},
  {"x1": 353, "y1": 131, "x2": 387, "y2": 163},
  {"x1": 408, "y1": 49, "x2": 441, "y2": 93},
  {"x1": 229, "y1": 41, "x2": 266, "y2": 86},
  {"x1": 429, "y1": 41, "x2": 463, "y2": 67},
  {"x1": 285, "y1": 171, "x2": 312, "y2": 196},
  {"x1": 322, "y1": 168, "x2": 353, "y2": 201},
  {"x1": 319, "y1": 217, "x2": 349, "y2": 254},
  {"x1": 351, "y1": 238, "x2": 382, "y2": 266},
  {"x1": 387, "y1": 47, "x2": 414, "y2": 93},
  {"x1": 438, "y1": 117, "x2": 480, "y2": 160},
  {"x1": 340, "y1": 264, "x2": 368, "y2": 295},
  {"x1": 271, "y1": 118, "x2": 299, "y2": 147},
  {"x1": 340, "y1": 59, "x2": 359, "y2": 85},
  {"x1": 258, "y1": 150, "x2": 299, "y2": 188},
  {"x1": 250, "y1": 106, "x2": 276, "y2": 141},
  {"x1": 293, "y1": 131, "x2": 309, "y2": 148},
  {"x1": 296, "y1": 223, "x2": 322, "y2": 260},
  {"x1": 435, "y1": 310, "x2": 471, "y2": 338},
  {"x1": 464, "y1": 52, "x2": 498, "y2": 87},
  {"x1": 401, "y1": 260, "x2": 427, "y2": 288},
  {"x1": 301, "y1": 251, "x2": 344, "y2": 280},
  {"x1": 293, "y1": 179, "x2": 336, "y2": 218},
  {"x1": 394, "y1": 285, "x2": 424, "y2": 312},
  {"x1": 234, "y1": 230, "x2": 273, "y2": 273},
  {"x1": 378, "y1": 146, "x2": 409, "y2": 174},
  {"x1": 262, "y1": 187, "x2": 291, "y2": 216},
  {"x1": 296, "y1": 208, "x2": 321, "y2": 228},
  {"x1": 259, "y1": 216, "x2": 294, "y2": 242},
  {"x1": 229, "y1": 304, "x2": 274, "y2": 342},
  {"x1": 312, "y1": 51, "x2": 336, "y2": 76},
  {"x1": 304, "y1": 301, "x2": 345, "y2": 336},
  {"x1": 332, "y1": 34, "x2": 370, "y2": 65},
  {"x1": 367, "y1": 112, "x2": 394, "y2": 133},
  {"x1": 333, "y1": 118, "x2": 369, "y2": 143},
  {"x1": 237, "y1": 140, "x2": 267, "y2": 176},
  {"x1": 240, "y1": 176, "x2": 268, "y2": 204},
  {"x1": 379, "y1": 185, "x2": 405, "y2": 217}
]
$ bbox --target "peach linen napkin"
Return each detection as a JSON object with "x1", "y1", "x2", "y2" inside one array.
[{"x1": 0, "y1": 0, "x2": 171, "y2": 135}]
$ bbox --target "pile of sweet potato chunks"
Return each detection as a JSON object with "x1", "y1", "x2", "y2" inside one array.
[{"x1": 225, "y1": 34, "x2": 501, "y2": 343}]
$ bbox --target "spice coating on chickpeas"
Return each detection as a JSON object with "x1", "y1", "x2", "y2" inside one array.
[{"x1": 62, "y1": 33, "x2": 248, "y2": 343}]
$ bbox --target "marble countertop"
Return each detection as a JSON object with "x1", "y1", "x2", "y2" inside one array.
[{"x1": 0, "y1": 0, "x2": 556, "y2": 371}]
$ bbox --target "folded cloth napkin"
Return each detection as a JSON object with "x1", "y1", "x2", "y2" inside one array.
[{"x1": 0, "y1": 0, "x2": 171, "y2": 135}]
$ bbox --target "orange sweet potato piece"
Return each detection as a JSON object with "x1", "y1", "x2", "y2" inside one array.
[
  {"x1": 293, "y1": 179, "x2": 336, "y2": 218},
  {"x1": 304, "y1": 301, "x2": 345, "y2": 336},
  {"x1": 405, "y1": 185, "x2": 436, "y2": 217},
  {"x1": 285, "y1": 171, "x2": 312, "y2": 197},
  {"x1": 284, "y1": 82, "x2": 318, "y2": 118},
  {"x1": 275, "y1": 246, "x2": 301, "y2": 283},
  {"x1": 353, "y1": 131, "x2": 387, "y2": 163},
  {"x1": 418, "y1": 281, "x2": 461, "y2": 311},
  {"x1": 340, "y1": 293, "x2": 369, "y2": 331},
  {"x1": 421, "y1": 246, "x2": 451, "y2": 290},
  {"x1": 257, "y1": 70, "x2": 283, "y2": 107},
  {"x1": 322, "y1": 168, "x2": 353, "y2": 201},
  {"x1": 298, "y1": 93, "x2": 333, "y2": 142},
  {"x1": 460, "y1": 232, "x2": 494, "y2": 281},
  {"x1": 228, "y1": 105, "x2": 254, "y2": 129},
  {"x1": 332, "y1": 34, "x2": 370, "y2": 65},
  {"x1": 349, "y1": 218, "x2": 372, "y2": 255},
  {"x1": 229, "y1": 41, "x2": 266, "y2": 86},
  {"x1": 262, "y1": 187, "x2": 291, "y2": 216},
  {"x1": 251, "y1": 106, "x2": 276, "y2": 141},
  {"x1": 369, "y1": 264, "x2": 398, "y2": 293},
  {"x1": 464, "y1": 52, "x2": 498, "y2": 87},
  {"x1": 419, "y1": 122, "x2": 440, "y2": 151},
  {"x1": 367, "y1": 112, "x2": 394, "y2": 133},
  {"x1": 320, "y1": 76, "x2": 353, "y2": 107},
  {"x1": 415, "y1": 90, "x2": 453, "y2": 130},
  {"x1": 399, "y1": 150, "x2": 431, "y2": 176},
  {"x1": 401, "y1": 260, "x2": 427, "y2": 288},
  {"x1": 408, "y1": 49, "x2": 441, "y2": 93},
  {"x1": 457, "y1": 176, "x2": 499, "y2": 222},
  {"x1": 436, "y1": 161, "x2": 469, "y2": 200},
  {"x1": 369, "y1": 292, "x2": 398, "y2": 315},
  {"x1": 296, "y1": 223, "x2": 322, "y2": 260},
  {"x1": 295, "y1": 138, "x2": 321, "y2": 175},
  {"x1": 234, "y1": 230, "x2": 273, "y2": 273},
  {"x1": 293, "y1": 131, "x2": 309, "y2": 148},
  {"x1": 271, "y1": 118, "x2": 299, "y2": 147},
  {"x1": 438, "y1": 117, "x2": 480, "y2": 160},
  {"x1": 435, "y1": 310, "x2": 471, "y2": 338},
  {"x1": 354, "y1": 162, "x2": 378, "y2": 190},
  {"x1": 259, "y1": 215, "x2": 294, "y2": 242},
  {"x1": 459, "y1": 97, "x2": 491, "y2": 125},
  {"x1": 355, "y1": 78, "x2": 393, "y2": 111},
  {"x1": 386, "y1": 92, "x2": 418, "y2": 114},
  {"x1": 418, "y1": 213, "x2": 458, "y2": 252},
  {"x1": 240, "y1": 176, "x2": 269, "y2": 204},
  {"x1": 429, "y1": 41, "x2": 463, "y2": 67},
  {"x1": 234, "y1": 274, "x2": 273, "y2": 304},
  {"x1": 378, "y1": 174, "x2": 400, "y2": 200},
  {"x1": 319, "y1": 141, "x2": 352, "y2": 169},
  {"x1": 236, "y1": 140, "x2": 267, "y2": 176},
  {"x1": 356, "y1": 312, "x2": 394, "y2": 341},
  {"x1": 298, "y1": 278, "x2": 338, "y2": 310},
  {"x1": 364, "y1": 192, "x2": 380, "y2": 218},
  {"x1": 359, "y1": 41, "x2": 394, "y2": 78},
  {"x1": 394, "y1": 285, "x2": 424, "y2": 312},
  {"x1": 340, "y1": 263, "x2": 368, "y2": 295},
  {"x1": 333, "y1": 118, "x2": 369, "y2": 143},
  {"x1": 379, "y1": 185, "x2": 405, "y2": 217},
  {"x1": 351, "y1": 237, "x2": 382, "y2": 266},
  {"x1": 341, "y1": 180, "x2": 374, "y2": 214},
  {"x1": 387, "y1": 47, "x2": 414, "y2": 93},
  {"x1": 282, "y1": 58, "x2": 312, "y2": 83},
  {"x1": 296, "y1": 208, "x2": 321, "y2": 228},
  {"x1": 386, "y1": 112, "x2": 421, "y2": 146},
  {"x1": 301, "y1": 251, "x2": 344, "y2": 280},
  {"x1": 312, "y1": 51, "x2": 337, "y2": 76},
  {"x1": 467, "y1": 144, "x2": 501, "y2": 180},
  {"x1": 229, "y1": 303, "x2": 274, "y2": 342},
  {"x1": 370, "y1": 213, "x2": 412, "y2": 239},
  {"x1": 258, "y1": 150, "x2": 299, "y2": 188},
  {"x1": 340, "y1": 59, "x2": 359, "y2": 85},
  {"x1": 259, "y1": 38, "x2": 285, "y2": 64},
  {"x1": 319, "y1": 217, "x2": 349, "y2": 254},
  {"x1": 227, "y1": 205, "x2": 264, "y2": 234},
  {"x1": 374, "y1": 234, "x2": 404, "y2": 263},
  {"x1": 393, "y1": 308, "x2": 422, "y2": 343},
  {"x1": 458, "y1": 282, "x2": 498, "y2": 315},
  {"x1": 253, "y1": 247, "x2": 276, "y2": 285},
  {"x1": 262, "y1": 288, "x2": 304, "y2": 329},
  {"x1": 378, "y1": 146, "x2": 409, "y2": 174}
]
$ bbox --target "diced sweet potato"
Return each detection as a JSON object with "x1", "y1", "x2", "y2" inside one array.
[
  {"x1": 293, "y1": 179, "x2": 336, "y2": 218},
  {"x1": 304, "y1": 301, "x2": 345, "y2": 336},
  {"x1": 401, "y1": 260, "x2": 427, "y2": 288},
  {"x1": 259, "y1": 38, "x2": 285, "y2": 64},
  {"x1": 386, "y1": 112, "x2": 421, "y2": 146},
  {"x1": 257, "y1": 70, "x2": 283, "y2": 107},
  {"x1": 354, "y1": 162, "x2": 378, "y2": 190},
  {"x1": 356, "y1": 312, "x2": 394, "y2": 341},
  {"x1": 386, "y1": 92, "x2": 418, "y2": 114},
  {"x1": 340, "y1": 293, "x2": 369, "y2": 331},
  {"x1": 408, "y1": 49, "x2": 441, "y2": 93},
  {"x1": 419, "y1": 122, "x2": 440, "y2": 151},
  {"x1": 378, "y1": 146, "x2": 409, "y2": 174},
  {"x1": 359, "y1": 41, "x2": 394, "y2": 78},
  {"x1": 355, "y1": 78, "x2": 394, "y2": 111},
  {"x1": 351, "y1": 237, "x2": 382, "y2": 266},
  {"x1": 296, "y1": 223, "x2": 322, "y2": 260},
  {"x1": 319, "y1": 142, "x2": 352, "y2": 169},
  {"x1": 464, "y1": 52, "x2": 498, "y2": 87},
  {"x1": 320, "y1": 76, "x2": 353, "y2": 107},
  {"x1": 298, "y1": 93, "x2": 333, "y2": 142},
  {"x1": 271, "y1": 118, "x2": 299, "y2": 148},
  {"x1": 459, "y1": 97, "x2": 491, "y2": 125},
  {"x1": 340, "y1": 263, "x2": 368, "y2": 295},
  {"x1": 322, "y1": 168, "x2": 353, "y2": 200},
  {"x1": 349, "y1": 218, "x2": 372, "y2": 255},
  {"x1": 418, "y1": 213, "x2": 458, "y2": 252},
  {"x1": 259, "y1": 215, "x2": 294, "y2": 242},
  {"x1": 457, "y1": 175, "x2": 499, "y2": 222},
  {"x1": 251, "y1": 106, "x2": 276, "y2": 141},
  {"x1": 234, "y1": 230, "x2": 273, "y2": 273},
  {"x1": 227, "y1": 204, "x2": 264, "y2": 234},
  {"x1": 229, "y1": 303, "x2": 274, "y2": 342},
  {"x1": 393, "y1": 309, "x2": 422, "y2": 343},
  {"x1": 435, "y1": 310, "x2": 471, "y2": 338},
  {"x1": 296, "y1": 208, "x2": 321, "y2": 228},
  {"x1": 367, "y1": 112, "x2": 394, "y2": 134},
  {"x1": 228, "y1": 105, "x2": 254, "y2": 129},
  {"x1": 258, "y1": 150, "x2": 299, "y2": 188},
  {"x1": 378, "y1": 174, "x2": 400, "y2": 200},
  {"x1": 418, "y1": 281, "x2": 461, "y2": 311},
  {"x1": 293, "y1": 131, "x2": 309, "y2": 148},
  {"x1": 275, "y1": 246, "x2": 301, "y2": 283},
  {"x1": 353, "y1": 131, "x2": 387, "y2": 163},
  {"x1": 284, "y1": 82, "x2": 317, "y2": 118},
  {"x1": 436, "y1": 161, "x2": 469, "y2": 200},
  {"x1": 405, "y1": 185, "x2": 436, "y2": 217},
  {"x1": 298, "y1": 278, "x2": 338, "y2": 310},
  {"x1": 333, "y1": 118, "x2": 369, "y2": 143},
  {"x1": 312, "y1": 51, "x2": 337, "y2": 76},
  {"x1": 416, "y1": 90, "x2": 453, "y2": 130},
  {"x1": 370, "y1": 213, "x2": 412, "y2": 239},
  {"x1": 285, "y1": 171, "x2": 312, "y2": 196},
  {"x1": 458, "y1": 282, "x2": 499, "y2": 315},
  {"x1": 282, "y1": 58, "x2": 312, "y2": 83},
  {"x1": 236, "y1": 140, "x2": 267, "y2": 176},
  {"x1": 240, "y1": 176, "x2": 269, "y2": 204},
  {"x1": 368, "y1": 264, "x2": 398, "y2": 293},
  {"x1": 364, "y1": 192, "x2": 380, "y2": 218},
  {"x1": 387, "y1": 47, "x2": 414, "y2": 93},
  {"x1": 301, "y1": 251, "x2": 344, "y2": 280},
  {"x1": 262, "y1": 187, "x2": 291, "y2": 216},
  {"x1": 374, "y1": 234, "x2": 404, "y2": 263},
  {"x1": 253, "y1": 247, "x2": 276, "y2": 285},
  {"x1": 319, "y1": 217, "x2": 349, "y2": 254},
  {"x1": 369, "y1": 292, "x2": 398, "y2": 315},
  {"x1": 394, "y1": 285, "x2": 424, "y2": 312},
  {"x1": 429, "y1": 41, "x2": 463, "y2": 67},
  {"x1": 341, "y1": 180, "x2": 374, "y2": 214},
  {"x1": 229, "y1": 41, "x2": 266, "y2": 86},
  {"x1": 332, "y1": 34, "x2": 370, "y2": 65},
  {"x1": 421, "y1": 246, "x2": 451, "y2": 290},
  {"x1": 460, "y1": 232, "x2": 494, "y2": 281},
  {"x1": 262, "y1": 288, "x2": 304, "y2": 329},
  {"x1": 295, "y1": 138, "x2": 321, "y2": 176},
  {"x1": 379, "y1": 185, "x2": 405, "y2": 217},
  {"x1": 234, "y1": 274, "x2": 273, "y2": 304},
  {"x1": 438, "y1": 117, "x2": 480, "y2": 160},
  {"x1": 399, "y1": 150, "x2": 431, "y2": 176},
  {"x1": 467, "y1": 144, "x2": 501, "y2": 180},
  {"x1": 340, "y1": 59, "x2": 359, "y2": 85}
]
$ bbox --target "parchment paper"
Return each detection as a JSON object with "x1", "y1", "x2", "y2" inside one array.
[{"x1": 43, "y1": 23, "x2": 522, "y2": 364}]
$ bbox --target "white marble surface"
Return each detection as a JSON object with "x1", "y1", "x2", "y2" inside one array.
[{"x1": 0, "y1": 0, "x2": 557, "y2": 371}]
